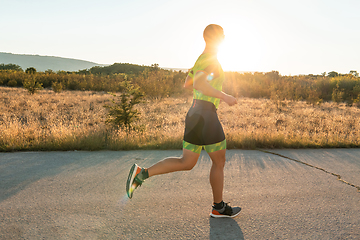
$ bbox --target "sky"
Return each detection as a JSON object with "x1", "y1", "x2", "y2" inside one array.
[{"x1": 1, "y1": 0, "x2": 360, "y2": 75}]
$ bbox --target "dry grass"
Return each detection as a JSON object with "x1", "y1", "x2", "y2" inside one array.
[
  {"x1": 1, "y1": 86, "x2": 360, "y2": 151},
  {"x1": 219, "y1": 98, "x2": 360, "y2": 149}
]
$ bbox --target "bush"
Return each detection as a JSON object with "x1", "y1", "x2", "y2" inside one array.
[
  {"x1": 7, "y1": 79, "x2": 18, "y2": 87},
  {"x1": 23, "y1": 75, "x2": 43, "y2": 94},
  {"x1": 52, "y1": 81, "x2": 63, "y2": 93},
  {"x1": 104, "y1": 78, "x2": 144, "y2": 134}
]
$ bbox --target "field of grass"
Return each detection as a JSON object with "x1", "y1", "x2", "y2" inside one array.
[{"x1": 1, "y1": 86, "x2": 360, "y2": 151}]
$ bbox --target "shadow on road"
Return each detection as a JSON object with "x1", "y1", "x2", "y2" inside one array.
[
  {"x1": 0, "y1": 151, "x2": 130, "y2": 202},
  {"x1": 209, "y1": 217, "x2": 244, "y2": 240}
]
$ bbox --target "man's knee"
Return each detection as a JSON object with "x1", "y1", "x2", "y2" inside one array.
[
  {"x1": 213, "y1": 158, "x2": 226, "y2": 168},
  {"x1": 183, "y1": 161, "x2": 196, "y2": 170},
  {"x1": 211, "y1": 155, "x2": 226, "y2": 168},
  {"x1": 208, "y1": 149, "x2": 226, "y2": 168},
  {"x1": 180, "y1": 158, "x2": 197, "y2": 170}
]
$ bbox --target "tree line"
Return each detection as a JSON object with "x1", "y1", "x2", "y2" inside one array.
[
  {"x1": 1, "y1": 63, "x2": 360, "y2": 105},
  {"x1": 0, "y1": 63, "x2": 187, "y2": 98},
  {"x1": 222, "y1": 70, "x2": 360, "y2": 106}
]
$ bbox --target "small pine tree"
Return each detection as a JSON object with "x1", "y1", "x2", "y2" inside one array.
[
  {"x1": 23, "y1": 75, "x2": 43, "y2": 94},
  {"x1": 104, "y1": 78, "x2": 144, "y2": 135}
]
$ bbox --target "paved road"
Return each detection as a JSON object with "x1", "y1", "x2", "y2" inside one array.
[{"x1": 0, "y1": 149, "x2": 359, "y2": 239}]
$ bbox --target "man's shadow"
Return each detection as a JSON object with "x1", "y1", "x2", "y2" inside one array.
[{"x1": 209, "y1": 217, "x2": 244, "y2": 240}]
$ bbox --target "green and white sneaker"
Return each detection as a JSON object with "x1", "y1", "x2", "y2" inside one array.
[
  {"x1": 210, "y1": 202, "x2": 241, "y2": 218},
  {"x1": 126, "y1": 163, "x2": 145, "y2": 199}
]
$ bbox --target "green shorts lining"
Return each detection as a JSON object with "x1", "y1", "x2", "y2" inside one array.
[{"x1": 183, "y1": 139, "x2": 226, "y2": 154}]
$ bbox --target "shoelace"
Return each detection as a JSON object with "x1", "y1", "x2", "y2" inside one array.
[{"x1": 222, "y1": 202, "x2": 233, "y2": 215}]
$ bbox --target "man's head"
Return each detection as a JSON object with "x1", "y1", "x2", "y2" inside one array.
[{"x1": 203, "y1": 24, "x2": 224, "y2": 46}]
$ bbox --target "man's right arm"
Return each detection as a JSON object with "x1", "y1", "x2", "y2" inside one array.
[{"x1": 193, "y1": 71, "x2": 237, "y2": 106}]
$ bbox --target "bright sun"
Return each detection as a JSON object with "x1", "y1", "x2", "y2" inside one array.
[{"x1": 217, "y1": 23, "x2": 265, "y2": 72}]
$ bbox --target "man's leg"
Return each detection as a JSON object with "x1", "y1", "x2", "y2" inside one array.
[
  {"x1": 127, "y1": 147, "x2": 200, "y2": 199},
  {"x1": 148, "y1": 148, "x2": 200, "y2": 177},
  {"x1": 207, "y1": 149, "x2": 241, "y2": 218},
  {"x1": 207, "y1": 149, "x2": 226, "y2": 203}
]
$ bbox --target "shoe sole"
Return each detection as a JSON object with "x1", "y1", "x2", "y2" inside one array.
[
  {"x1": 210, "y1": 207, "x2": 242, "y2": 218},
  {"x1": 126, "y1": 163, "x2": 139, "y2": 199}
]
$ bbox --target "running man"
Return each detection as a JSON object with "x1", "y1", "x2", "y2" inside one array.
[{"x1": 126, "y1": 24, "x2": 241, "y2": 218}]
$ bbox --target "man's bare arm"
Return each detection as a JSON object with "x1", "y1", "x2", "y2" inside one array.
[
  {"x1": 184, "y1": 75, "x2": 193, "y2": 90},
  {"x1": 193, "y1": 72, "x2": 237, "y2": 106}
]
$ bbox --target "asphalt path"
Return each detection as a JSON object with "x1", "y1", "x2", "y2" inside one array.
[{"x1": 0, "y1": 149, "x2": 359, "y2": 239}]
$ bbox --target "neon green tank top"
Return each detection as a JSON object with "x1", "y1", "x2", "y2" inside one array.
[{"x1": 188, "y1": 53, "x2": 224, "y2": 109}]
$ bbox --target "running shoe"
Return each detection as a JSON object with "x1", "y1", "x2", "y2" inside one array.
[
  {"x1": 210, "y1": 202, "x2": 241, "y2": 218},
  {"x1": 126, "y1": 163, "x2": 144, "y2": 199}
]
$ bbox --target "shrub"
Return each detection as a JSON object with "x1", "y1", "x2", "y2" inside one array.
[
  {"x1": 332, "y1": 84, "x2": 344, "y2": 103},
  {"x1": 104, "y1": 78, "x2": 144, "y2": 135},
  {"x1": 7, "y1": 79, "x2": 18, "y2": 87},
  {"x1": 23, "y1": 75, "x2": 43, "y2": 94},
  {"x1": 52, "y1": 81, "x2": 63, "y2": 93}
]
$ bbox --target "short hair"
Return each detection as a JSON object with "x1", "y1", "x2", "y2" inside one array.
[{"x1": 203, "y1": 24, "x2": 224, "y2": 43}]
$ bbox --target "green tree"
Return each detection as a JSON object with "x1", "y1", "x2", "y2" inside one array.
[
  {"x1": 104, "y1": 78, "x2": 144, "y2": 135},
  {"x1": 328, "y1": 71, "x2": 339, "y2": 78},
  {"x1": 23, "y1": 75, "x2": 43, "y2": 94},
  {"x1": 350, "y1": 70, "x2": 359, "y2": 77},
  {"x1": 25, "y1": 67, "x2": 37, "y2": 74},
  {"x1": 0, "y1": 63, "x2": 23, "y2": 71},
  {"x1": 150, "y1": 63, "x2": 160, "y2": 72}
]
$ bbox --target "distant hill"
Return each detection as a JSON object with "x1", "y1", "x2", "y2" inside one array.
[{"x1": 0, "y1": 52, "x2": 107, "y2": 72}]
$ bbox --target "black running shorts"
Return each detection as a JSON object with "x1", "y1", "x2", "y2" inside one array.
[{"x1": 183, "y1": 99, "x2": 226, "y2": 153}]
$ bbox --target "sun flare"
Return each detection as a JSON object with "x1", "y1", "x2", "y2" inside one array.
[{"x1": 217, "y1": 23, "x2": 265, "y2": 72}]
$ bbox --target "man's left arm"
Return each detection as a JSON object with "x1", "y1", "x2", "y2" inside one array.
[{"x1": 184, "y1": 75, "x2": 193, "y2": 90}]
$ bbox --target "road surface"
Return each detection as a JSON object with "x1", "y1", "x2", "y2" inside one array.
[{"x1": 0, "y1": 149, "x2": 359, "y2": 239}]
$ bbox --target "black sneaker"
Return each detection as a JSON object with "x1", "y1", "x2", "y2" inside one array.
[
  {"x1": 210, "y1": 202, "x2": 241, "y2": 218},
  {"x1": 126, "y1": 163, "x2": 144, "y2": 199}
]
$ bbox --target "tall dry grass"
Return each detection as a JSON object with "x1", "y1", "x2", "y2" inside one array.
[
  {"x1": 1, "y1": 86, "x2": 360, "y2": 151},
  {"x1": 219, "y1": 98, "x2": 360, "y2": 149}
]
